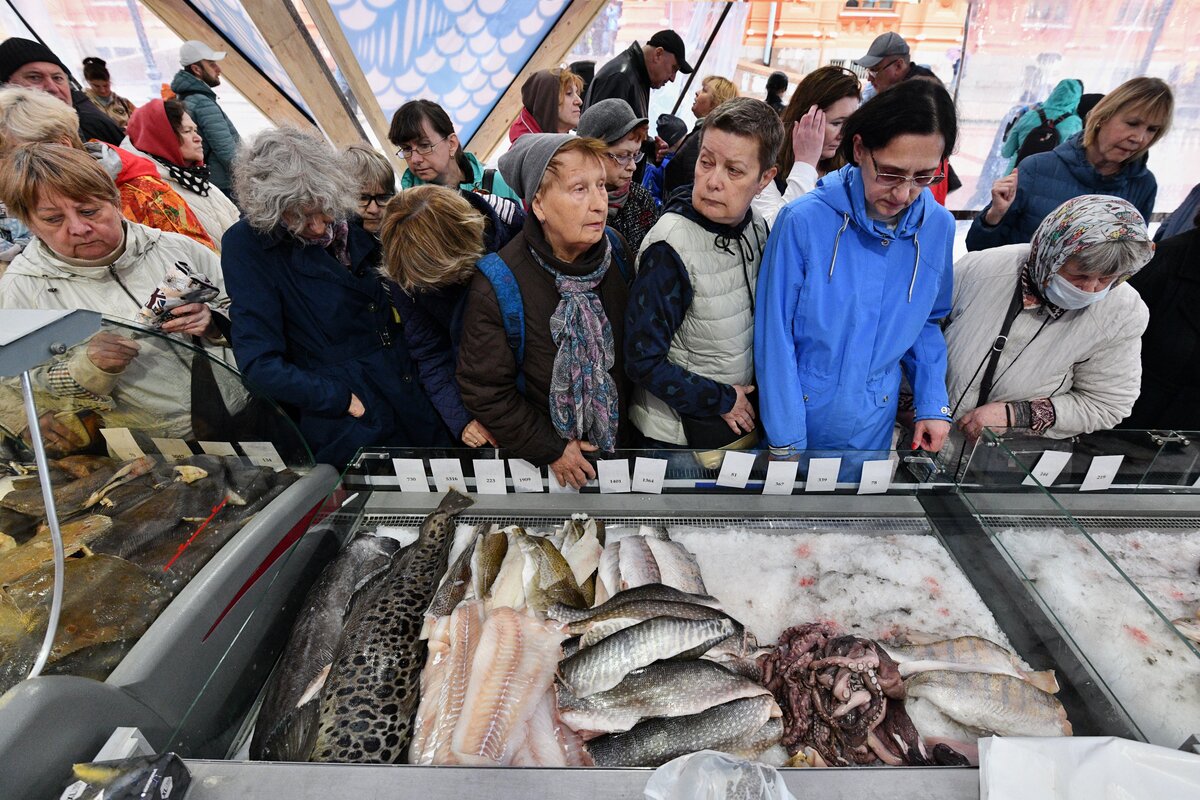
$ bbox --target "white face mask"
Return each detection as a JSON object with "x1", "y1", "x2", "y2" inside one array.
[{"x1": 1044, "y1": 272, "x2": 1110, "y2": 310}]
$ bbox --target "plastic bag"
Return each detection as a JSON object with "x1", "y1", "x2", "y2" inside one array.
[{"x1": 643, "y1": 750, "x2": 797, "y2": 800}]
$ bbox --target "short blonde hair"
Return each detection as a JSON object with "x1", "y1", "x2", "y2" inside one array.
[
  {"x1": 1083, "y1": 77, "x2": 1173, "y2": 159},
  {"x1": 702, "y1": 76, "x2": 738, "y2": 109},
  {"x1": 0, "y1": 85, "x2": 84, "y2": 154},
  {"x1": 0, "y1": 142, "x2": 120, "y2": 223},
  {"x1": 379, "y1": 185, "x2": 485, "y2": 292},
  {"x1": 343, "y1": 144, "x2": 396, "y2": 194},
  {"x1": 557, "y1": 68, "x2": 584, "y2": 100}
]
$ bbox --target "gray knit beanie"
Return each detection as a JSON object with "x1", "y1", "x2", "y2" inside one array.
[
  {"x1": 498, "y1": 132, "x2": 576, "y2": 203},
  {"x1": 577, "y1": 98, "x2": 648, "y2": 145}
]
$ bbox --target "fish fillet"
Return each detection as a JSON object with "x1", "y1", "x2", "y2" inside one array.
[
  {"x1": 409, "y1": 615, "x2": 452, "y2": 764},
  {"x1": 644, "y1": 537, "x2": 706, "y2": 594},
  {"x1": 596, "y1": 540, "x2": 621, "y2": 602},
  {"x1": 904, "y1": 670, "x2": 1072, "y2": 738},
  {"x1": 618, "y1": 536, "x2": 661, "y2": 590},
  {"x1": 426, "y1": 600, "x2": 487, "y2": 764}
]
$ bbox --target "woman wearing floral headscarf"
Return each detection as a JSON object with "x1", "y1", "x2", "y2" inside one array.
[{"x1": 946, "y1": 194, "x2": 1154, "y2": 441}]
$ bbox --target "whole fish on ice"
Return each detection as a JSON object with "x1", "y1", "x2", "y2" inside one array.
[{"x1": 903, "y1": 670, "x2": 1072, "y2": 738}]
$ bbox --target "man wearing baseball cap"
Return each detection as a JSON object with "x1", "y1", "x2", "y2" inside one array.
[
  {"x1": 585, "y1": 29, "x2": 692, "y2": 118},
  {"x1": 170, "y1": 40, "x2": 241, "y2": 197},
  {"x1": 854, "y1": 31, "x2": 937, "y2": 96}
]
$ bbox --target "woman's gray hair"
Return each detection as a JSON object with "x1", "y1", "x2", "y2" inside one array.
[
  {"x1": 1074, "y1": 238, "x2": 1155, "y2": 278},
  {"x1": 233, "y1": 127, "x2": 359, "y2": 234}
]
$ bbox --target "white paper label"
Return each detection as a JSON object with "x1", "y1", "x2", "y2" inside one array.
[
  {"x1": 429, "y1": 458, "x2": 467, "y2": 492},
  {"x1": 151, "y1": 437, "x2": 193, "y2": 460},
  {"x1": 100, "y1": 428, "x2": 146, "y2": 461},
  {"x1": 762, "y1": 460, "x2": 799, "y2": 495},
  {"x1": 198, "y1": 440, "x2": 237, "y2": 457},
  {"x1": 632, "y1": 457, "x2": 668, "y2": 494},
  {"x1": 392, "y1": 458, "x2": 431, "y2": 492},
  {"x1": 716, "y1": 450, "x2": 756, "y2": 489},
  {"x1": 1021, "y1": 450, "x2": 1072, "y2": 487},
  {"x1": 805, "y1": 457, "x2": 841, "y2": 492},
  {"x1": 507, "y1": 459, "x2": 543, "y2": 493},
  {"x1": 598, "y1": 459, "x2": 632, "y2": 494},
  {"x1": 1080, "y1": 454, "x2": 1123, "y2": 492},
  {"x1": 240, "y1": 441, "x2": 287, "y2": 471},
  {"x1": 857, "y1": 459, "x2": 893, "y2": 494},
  {"x1": 473, "y1": 459, "x2": 508, "y2": 494},
  {"x1": 548, "y1": 473, "x2": 580, "y2": 493}
]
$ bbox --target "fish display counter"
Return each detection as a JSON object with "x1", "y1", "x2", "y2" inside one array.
[
  {"x1": 0, "y1": 315, "x2": 340, "y2": 800},
  {"x1": 161, "y1": 441, "x2": 1197, "y2": 799}
]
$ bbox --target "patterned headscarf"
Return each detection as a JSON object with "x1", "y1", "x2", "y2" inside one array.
[{"x1": 1026, "y1": 194, "x2": 1153, "y2": 287}]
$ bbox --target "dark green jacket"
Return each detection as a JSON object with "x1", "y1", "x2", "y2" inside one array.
[{"x1": 170, "y1": 69, "x2": 241, "y2": 197}]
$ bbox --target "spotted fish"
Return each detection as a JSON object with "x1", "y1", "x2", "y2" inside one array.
[{"x1": 309, "y1": 489, "x2": 474, "y2": 763}]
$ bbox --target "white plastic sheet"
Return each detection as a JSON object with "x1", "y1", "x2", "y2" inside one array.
[{"x1": 644, "y1": 751, "x2": 797, "y2": 800}]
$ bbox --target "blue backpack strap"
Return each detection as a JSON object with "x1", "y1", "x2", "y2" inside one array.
[
  {"x1": 475, "y1": 252, "x2": 526, "y2": 394},
  {"x1": 605, "y1": 227, "x2": 633, "y2": 286}
]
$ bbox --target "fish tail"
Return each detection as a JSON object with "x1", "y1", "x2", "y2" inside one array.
[
  {"x1": 437, "y1": 488, "x2": 476, "y2": 515},
  {"x1": 1022, "y1": 669, "x2": 1060, "y2": 695}
]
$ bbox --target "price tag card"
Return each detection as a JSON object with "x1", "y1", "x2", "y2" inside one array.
[
  {"x1": 598, "y1": 459, "x2": 632, "y2": 494},
  {"x1": 548, "y1": 474, "x2": 580, "y2": 493},
  {"x1": 716, "y1": 450, "x2": 756, "y2": 489},
  {"x1": 392, "y1": 458, "x2": 431, "y2": 493},
  {"x1": 1021, "y1": 450, "x2": 1072, "y2": 487},
  {"x1": 762, "y1": 460, "x2": 799, "y2": 495},
  {"x1": 472, "y1": 459, "x2": 507, "y2": 494},
  {"x1": 100, "y1": 428, "x2": 146, "y2": 461},
  {"x1": 508, "y1": 459, "x2": 543, "y2": 493},
  {"x1": 151, "y1": 437, "x2": 193, "y2": 461},
  {"x1": 804, "y1": 457, "x2": 842, "y2": 493},
  {"x1": 429, "y1": 458, "x2": 467, "y2": 492},
  {"x1": 632, "y1": 457, "x2": 668, "y2": 494},
  {"x1": 198, "y1": 440, "x2": 238, "y2": 457},
  {"x1": 240, "y1": 441, "x2": 287, "y2": 471},
  {"x1": 1080, "y1": 454, "x2": 1123, "y2": 492},
  {"x1": 857, "y1": 459, "x2": 894, "y2": 495}
]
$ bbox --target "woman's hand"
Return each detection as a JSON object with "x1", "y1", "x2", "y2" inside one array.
[
  {"x1": 912, "y1": 419, "x2": 952, "y2": 452},
  {"x1": 955, "y1": 402, "x2": 1008, "y2": 442},
  {"x1": 721, "y1": 384, "x2": 756, "y2": 435},
  {"x1": 550, "y1": 439, "x2": 597, "y2": 489},
  {"x1": 792, "y1": 106, "x2": 827, "y2": 168},
  {"x1": 161, "y1": 302, "x2": 216, "y2": 338},
  {"x1": 347, "y1": 393, "x2": 366, "y2": 418},
  {"x1": 461, "y1": 419, "x2": 498, "y2": 448},
  {"x1": 22, "y1": 412, "x2": 84, "y2": 456},
  {"x1": 984, "y1": 169, "x2": 1018, "y2": 225},
  {"x1": 86, "y1": 331, "x2": 140, "y2": 373}
]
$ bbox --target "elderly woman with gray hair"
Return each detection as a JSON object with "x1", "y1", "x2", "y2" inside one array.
[
  {"x1": 946, "y1": 194, "x2": 1153, "y2": 442},
  {"x1": 222, "y1": 127, "x2": 449, "y2": 466}
]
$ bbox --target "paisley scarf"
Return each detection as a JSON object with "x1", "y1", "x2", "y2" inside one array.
[
  {"x1": 1024, "y1": 194, "x2": 1152, "y2": 294},
  {"x1": 299, "y1": 219, "x2": 351, "y2": 267}
]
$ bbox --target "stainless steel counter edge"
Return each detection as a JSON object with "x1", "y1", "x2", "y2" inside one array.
[{"x1": 182, "y1": 760, "x2": 981, "y2": 799}]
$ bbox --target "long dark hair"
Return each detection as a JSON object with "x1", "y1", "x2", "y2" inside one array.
[
  {"x1": 388, "y1": 99, "x2": 471, "y2": 179},
  {"x1": 839, "y1": 78, "x2": 957, "y2": 166},
  {"x1": 777, "y1": 66, "x2": 861, "y2": 179}
]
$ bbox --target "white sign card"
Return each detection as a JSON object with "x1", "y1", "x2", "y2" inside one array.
[
  {"x1": 508, "y1": 459, "x2": 543, "y2": 493},
  {"x1": 240, "y1": 441, "x2": 287, "y2": 471},
  {"x1": 392, "y1": 458, "x2": 431, "y2": 492},
  {"x1": 762, "y1": 460, "x2": 799, "y2": 495},
  {"x1": 598, "y1": 459, "x2": 632, "y2": 494},
  {"x1": 805, "y1": 457, "x2": 842, "y2": 493},
  {"x1": 548, "y1": 474, "x2": 580, "y2": 493},
  {"x1": 151, "y1": 437, "x2": 193, "y2": 460},
  {"x1": 473, "y1": 459, "x2": 508, "y2": 494},
  {"x1": 429, "y1": 458, "x2": 467, "y2": 492},
  {"x1": 100, "y1": 427, "x2": 146, "y2": 461},
  {"x1": 716, "y1": 450, "x2": 756, "y2": 489},
  {"x1": 1080, "y1": 454, "x2": 1124, "y2": 492},
  {"x1": 857, "y1": 459, "x2": 893, "y2": 495},
  {"x1": 1021, "y1": 450, "x2": 1072, "y2": 487},
  {"x1": 632, "y1": 457, "x2": 668, "y2": 494},
  {"x1": 198, "y1": 440, "x2": 238, "y2": 457}
]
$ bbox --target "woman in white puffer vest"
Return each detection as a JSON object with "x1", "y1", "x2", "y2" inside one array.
[{"x1": 624, "y1": 98, "x2": 784, "y2": 449}]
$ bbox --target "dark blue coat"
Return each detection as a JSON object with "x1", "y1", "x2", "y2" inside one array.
[
  {"x1": 966, "y1": 133, "x2": 1158, "y2": 251},
  {"x1": 222, "y1": 219, "x2": 451, "y2": 466},
  {"x1": 394, "y1": 284, "x2": 471, "y2": 439}
]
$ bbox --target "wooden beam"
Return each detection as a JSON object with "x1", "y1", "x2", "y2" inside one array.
[
  {"x1": 137, "y1": 0, "x2": 314, "y2": 130},
  {"x1": 239, "y1": 0, "x2": 367, "y2": 149},
  {"x1": 466, "y1": 0, "x2": 608, "y2": 161},
  {"x1": 298, "y1": 0, "x2": 403, "y2": 173}
]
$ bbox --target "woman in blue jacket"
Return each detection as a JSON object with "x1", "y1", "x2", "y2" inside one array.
[
  {"x1": 223, "y1": 128, "x2": 451, "y2": 466},
  {"x1": 968, "y1": 77, "x2": 1172, "y2": 251},
  {"x1": 755, "y1": 79, "x2": 957, "y2": 459}
]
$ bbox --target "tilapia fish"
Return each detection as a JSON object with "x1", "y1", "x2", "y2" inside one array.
[
  {"x1": 310, "y1": 489, "x2": 474, "y2": 763},
  {"x1": 251, "y1": 532, "x2": 401, "y2": 761},
  {"x1": 904, "y1": 670, "x2": 1072, "y2": 738},
  {"x1": 547, "y1": 583, "x2": 722, "y2": 624},
  {"x1": 883, "y1": 636, "x2": 1059, "y2": 694},
  {"x1": 558, "y1": 615, "x2": 741, "y2": 698},
  {"x1": 587, "y1": 695, "x2": 781, "y2": 767},
  {"x1": 557, "y1": 659, "x2": 772, "y2": 736}
]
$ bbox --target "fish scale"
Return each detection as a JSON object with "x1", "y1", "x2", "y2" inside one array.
[{"x1": 310, "y1": 490, "x2": 474, "y2": 763}]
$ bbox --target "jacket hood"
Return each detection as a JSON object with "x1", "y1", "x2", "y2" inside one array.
[
  {"x1": 812, "y1": 164, "x2": 932, "y2": 240},
  {"x1": 1053, "y1": 132, "x2": 1150, "y2": 188},
  {"x1": 11, "y1": 221, "x2": 161, "y2": 279},
  {"x1": 1042, "y1": 79, "x2": 1082, "y2": 118},
  {"x1": 86, "y1": 141, "x2": 160, "y2": 184},
  {"x1": 126, "y1": 99, "x2": 187, "y2": 166},
  {"x1": 521, "y1": 71, "x2": 561, "y2": 136},
  {"x1": 171, "y1": 69, "x2": 215, "y2": 99}
]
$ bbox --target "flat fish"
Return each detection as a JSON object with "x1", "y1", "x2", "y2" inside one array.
[
  {"x1": 586, "y1": 695, "x2": 780, "y2": 767},
  {"x1": 310, "y1": 489, "x2": 474, "y2": 763},
  {"x1": 52, "y1": 455, "x2": 115, "y2": 479},
  {"x1": 251, "y1": 532, "x2": 401, "y2": 761},
  {"x1": 0, "y1": 515, "x2": 113, "y2": 587},
  {"x1": 618, "y1": 535, "x2": 661, "y2": 590},
  {"x1": 557, "y1": 660, "x2": 772, "y2": 736},
  {"x1": 558, "y1": 615, "x2": 740, "y2": 699},
  {"x1": 883, "y1": 635, "x2": 1059, "y2": 694},
  {"x1": 547, "y1": 583, "x2": 722, "y2": 624},
  {"x1": 644, "y1": 537, "x2": 706, "y2": 595},
  {"x1": 903, "y1": 670, "x2": 1072, "y2": 738},
  {"x1": 0, "y1": 462, "x2": 119, "y2": 517}
]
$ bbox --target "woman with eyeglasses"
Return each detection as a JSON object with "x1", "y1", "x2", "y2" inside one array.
[
  {"x1": 578, "y1": 99, "x2": 660, "y2": 254},
  {"x1": 343, "y1": 144, "x2": 395, "y2": 235},
  {"x1": 388, "y1": 99, "x2": 522, "y2": 205},
  {"x1": 948, "y1": 195, "x2": 1152, "y2": 442},
  {"x1": 755, "y1": 79, "x2": 958, "y2": 461}
]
